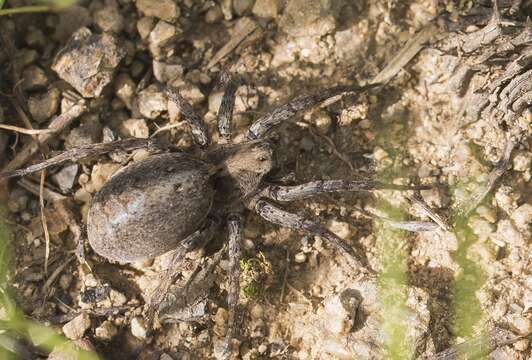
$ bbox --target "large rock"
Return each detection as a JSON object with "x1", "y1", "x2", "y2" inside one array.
[{"x1": 52, "y1": 28, "x2": 126, "y2": 98}]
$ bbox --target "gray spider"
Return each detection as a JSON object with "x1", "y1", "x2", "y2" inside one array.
[{"x1": 1, "y1": 73, "x2": 432, "y2": 356}]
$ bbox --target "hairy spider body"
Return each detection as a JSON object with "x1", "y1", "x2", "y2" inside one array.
[
  {"x1": 1, "y1": 76, "x2": 435, "y2": 357},
  {"x1": 87, "y1": 140, "x2": 274, "y2": 263},
  {"x1": 87, "y1": 152, "x2": 214, "y2": 262}
]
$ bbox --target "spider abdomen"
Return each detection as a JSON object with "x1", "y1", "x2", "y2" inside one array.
[{"x1": 87, "y1": 153, "x2": 214, "y2": 263}]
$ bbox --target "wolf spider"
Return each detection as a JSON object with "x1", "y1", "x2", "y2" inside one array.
[{"x1": 1, "y1": 72, "x2": 434, "y2": 357}]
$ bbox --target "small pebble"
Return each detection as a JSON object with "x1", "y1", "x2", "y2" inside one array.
[
  {"x1": 137, "y1": 17, "x2": 156, "y2": 39},
  {"x1": 294, "y1": 252, "x2": 307, "y2": 263},
  {"x1": 95, "y1": 320, "x2": 117, "y2": 340},
  {"x1": 205, "y1": 5, "x2": 223, "y2": 23},
  {"x1": 115, "y1": 73, "x2": 136, "y2": 109},
  {"x1": 62, "y1": 313, "x2": 91, "y2": 340},
  {"x1": 120, "y1": 118, "x2": 149, "y2": 139},
  {"x1": 22, "y1": 65, "x2": 48, "y2": 90},
  {"x1": 137, "y1": 85, "x2": 167, "y2": 119},
  {"x1": 252, "y1": 0, "x2": 280, "y2": 18},
  {"x1": 28, "y1": 88, "x2": 60, "y2": 123},
  {"x1": 136, "y1": 0, "x2": 180, "y2": 23},
  {"x1": 131, "y1": 317, "x2": 148, "y2": 339}
]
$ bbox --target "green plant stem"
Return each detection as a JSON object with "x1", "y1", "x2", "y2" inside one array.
[{"x1": 0, "y1": 5, "x2": 52, "y2": 16}]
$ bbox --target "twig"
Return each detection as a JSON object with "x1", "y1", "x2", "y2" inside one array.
[
  {"x1": 279, "y1": 248, "x2": 290, "y2": 303},
  {"x1": 372, "y1": 22, "x2": 441, "y2": 84},
  {"x1": 207, "y1": 17, "x2": 260, "y2": 69},
  {"x1": 39, "y1": 170, "x2": 51, "y2": 275},
  {"x1": 150, "y1": 122, "x2": 185, "y2": 137},
  {"x1": 42, "y1": 256, "x2": 75, "y2": 299},
  {"x1": 464, "y1": 137, "x2": 514, "y2": 215},
  {"x1": 17, "y1": 178, "x2": 66, "y2": 202},
  {"x1": 1, "y1": 101, "x2": 87, "y2": 174},
  {"x1": 409, "y1": 193, "x2": 450, "y2": 231},
  {"x1": 0, "y1": 124, "x2": 56, "y2": 135}
]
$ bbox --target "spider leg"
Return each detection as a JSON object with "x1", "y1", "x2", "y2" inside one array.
[
  {"x1": 145, "y1": 217, "x2": 219, "y2": 328},
  {"x1": 0, "y1": 138, "x2": 162, "y2": 179},
  {"x1": 254, "y1": 200, "x2": 364, "y2": 270},
  {"x1": 223, "y1": 213, "x2": 243, "y2": 357},
  {"x1": 264, "y1": 179, "x2": 432, "y2": 202},
  {"x1": 263, "y1": 180, "x2": 444, "y2": 232},
  {"x1": 217, "y1": 71, "x2": 238, "y2": 142},
  {"x1": 246, "y1": 83, "x2": 380, "y2": 140},
  {"x1": 163, "y1": 85, "x2": 210, "y2": 147}
]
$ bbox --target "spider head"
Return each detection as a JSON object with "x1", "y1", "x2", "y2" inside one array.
[{"x1": 218, "y1": 140, "x2": 274, "y2": 197}]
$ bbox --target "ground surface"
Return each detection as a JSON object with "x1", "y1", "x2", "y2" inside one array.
[{"x1": 0, "y1": 0, "x2": 530, "y2": 359}]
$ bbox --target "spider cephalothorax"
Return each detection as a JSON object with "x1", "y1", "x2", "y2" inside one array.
[{"x1": 0, "y1": 75, "x2": 434, "y2": 357}]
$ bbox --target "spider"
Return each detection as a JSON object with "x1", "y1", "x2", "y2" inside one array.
[{"x1": 1, "y1": 72, "x2": 433, "y2": 357}]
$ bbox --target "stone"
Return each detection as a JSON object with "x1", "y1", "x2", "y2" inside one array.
[
  {"x1": 149, "y1": 21, "x2": 178, "y2": 57},
  {"x1": 178, "y1": 84, "x2": 205, "y2": 105},
  {"x1": 48, "y1": 339, "x2": 97, "y2": 360},
  {"x1": 490, "y1": 220, "x2": 525, "y2": 247},
  {"x1": 252, "y1": 0, "x2": 280, "y2": 18},
  {"x1": 62, "y1": 313, "x2": 91, "y2": 340},
  {"x1": 51, "y1": 164, "x2": 79, "y2": 192},
  {"x1": 65, "y1": 116, "x2": 102, "y2": 149},
  {"x1": 294, "y1": 252, "x2": 307, "y2": 263},
  {"x1": 279, "y1": 0, "x2": 339, "y2": 37},
  {"x1": 137, "y1": 85, "x2": 167, "y2": 119},
  {"x1": 510, "y1": 203, "x2": 532, "y2": 230},
  {"x1": 52, "y1": 28, "x2": 126, "y2": 98},
  {"x1": 506, "y1": 314, "x2": 531, "y2": 335},
  {"x1": 89, "y1": 162, "x2": 122, "y2": 192},
  {"x1": 205, "y1": 5, "x2": 224, "y2": 23},
  {"x1": 234, "y1": 0, "x2": 255, "y2": 16},
  {"x1": 131, "y1": 317, "x2": 148, "y2": 339},
  {"x1": 136, "y1": 0, "x2": 180, "y2": 23},
  {"x1": 512, "y1": 151, "x2": 530, "y2": 172},
  {"x1": 311, "y1": 110, "x2": 331, "y2": 134},
  {"x1": 7, "y1": 188, "x2": 29, "y2": 213},
  {"x1": 94, "y1": 1, "x2": 124, "y2": 33},
  {"x1": 115, "y1": 73, "x2": 136, "y2": 109},
  {"x1": 28, "y1": 88, "x2": 60, "y2": 123},
  {"x1": 153, "y1": 60, "x2": 183, "y2": 83},
  {"x1": 322, "y1": 293, "x2": 353, "y2": 335},
  {"x1": 95, "y1": 320, "x2": 117, "y2": 340},
  {"x1": 120, "y1": 118, "x2": 150, "y2": 138},
  {"x1": 327, "y1": 220, "x2": 352, "y2": 240},
  {"x1": 137, "y1": 17, "x2": 156, "y2": 39},
  {"x1": 22, "y1": 65, "x2": 48, "y2": 91},
  {"x1": 235, "y1": 85, "x2": 259, "y2": 112}
]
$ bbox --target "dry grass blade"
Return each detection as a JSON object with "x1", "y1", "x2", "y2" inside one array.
[
  {"x1": 39, "y1": 170, "x2": 51, "y2": 275},
  {"x1": 0, "y1": 124, "x2": 56, "y2": 135}
]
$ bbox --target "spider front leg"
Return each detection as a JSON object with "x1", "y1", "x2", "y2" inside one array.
[
  {"x1": 217, "y1": 71, "x2": 238, "y2": 142},
  {"x1": 223, "y1": 213, "x2": 243, "y2": 358},
  {"x1": 265, "y1": 179, "x2": 432, "y2": 202},
  {"x1": 0, "y1": 138, "x2": 162, "y2": 179},
  {"x1": 263, "y1": 180, "x2": 444, "y2": 231},
  {"x1": 163, "y1": 85, "x2": 210, "y2": 147},
  {"x1": 254, "y1": 200, "x2": 364, "y2": 270},
  {"x1": 246, "y1": 83, "x2": 380, "y2": 140}
]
